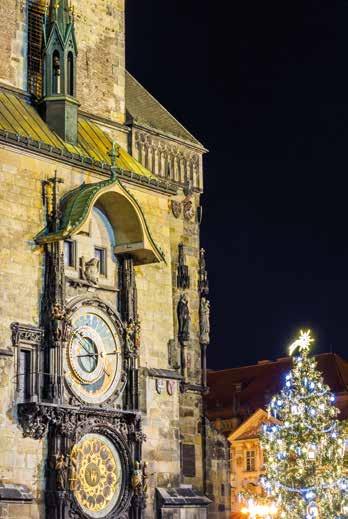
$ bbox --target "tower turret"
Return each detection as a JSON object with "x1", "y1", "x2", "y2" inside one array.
[{"x1": 41, "y1": 0, "x2": 79, "y2": 144}]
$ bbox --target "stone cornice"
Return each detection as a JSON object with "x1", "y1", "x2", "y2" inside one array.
[
  {"x1": 147, "y1": 368, "x2": 183, "y2": 380},
  {"x1": 0, "y1": 129, "x2": 178, "y2": 196}
]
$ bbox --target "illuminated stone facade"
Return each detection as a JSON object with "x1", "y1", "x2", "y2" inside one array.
[
  {"x1": 228, "y1": 410, "x2": 274, "y2": 515},
  {"x1": 0, "y1": 1, "x2": 226, "y2": 518}
]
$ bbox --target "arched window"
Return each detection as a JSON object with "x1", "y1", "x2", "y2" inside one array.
[
  {"x1": 67, "y1": 52, "x2": 74, "y2": 96},
  {"x1": 52, "y1": 50, "x2": 61, "y2": 94}
]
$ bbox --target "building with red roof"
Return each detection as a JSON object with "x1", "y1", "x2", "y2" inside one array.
[{"x1": 205, "y1": 353, "x2": 348, "y2": 436}]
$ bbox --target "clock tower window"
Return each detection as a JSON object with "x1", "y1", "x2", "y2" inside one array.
[
  {"x1": 94, "y1": 246, "x2": 107, "y2": 276},
  {"x1": 64, "y1": 239, "x2": 76, "y2": 268}
]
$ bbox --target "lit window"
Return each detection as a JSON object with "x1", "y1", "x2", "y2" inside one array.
[
  {"x1": 64, "y1": 240, "x2": 76, "y2": 268},
  {"x1": 95, "y1": 247, "x2": 106, "y2": 276},
  {"x1": 246, "y1": 450, "x2": 256, "y2": 472}
]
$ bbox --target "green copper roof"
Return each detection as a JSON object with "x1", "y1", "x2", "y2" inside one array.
[
  {"x1": 47, "y1": 0, "x2": 73, "y2": 39},
  {"x1": 34, "y1": 172, "x2": 165, "y2": 264},
  {"x1": 0, "y1": 91, "x2": 154, "y2": 178},
  {"x1": 35, "y1": 170, "x2": 118, "y2": 243}
]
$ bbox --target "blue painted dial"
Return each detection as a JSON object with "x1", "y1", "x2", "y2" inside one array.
[{"x1": 65, "y1": 306, "x2": 122, "y2": 404}]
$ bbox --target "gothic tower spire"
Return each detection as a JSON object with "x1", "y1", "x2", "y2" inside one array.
[
  {"x1": 48, "y1": 0, "x2": 73, "y2": 34},
  {"x1": 40, "y1": 0, "x2": 79, "y2": 144}
]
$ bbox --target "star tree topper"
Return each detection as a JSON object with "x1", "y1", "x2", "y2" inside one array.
[{"x1": 288, "y1": 329, "x2": 314, "y2": 356}]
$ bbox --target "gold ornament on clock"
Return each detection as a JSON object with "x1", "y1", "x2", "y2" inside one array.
[{"x1": 70, "y1": 433, "x2": 123, "y2": 518}]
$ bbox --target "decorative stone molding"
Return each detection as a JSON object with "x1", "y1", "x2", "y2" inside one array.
[
  {"x1": 17, "y1": 402, "x2": 145, "y2": 442},
  {"x1": 0, "y1": 128, "x2": 177, "y2": 196},
  {"x1": 147, "y1": 368, "x2": 183, "y2": 381},
  {"x1": 11, "y1": 323, "x2": 43, "y2": 348},
  {"x1": 134, "y1": 130, "x2": 203, "y2": 190}
]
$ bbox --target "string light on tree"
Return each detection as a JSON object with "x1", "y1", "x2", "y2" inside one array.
[{"x1": 261, "y1": 330, "x2": 348, "y2": 518}]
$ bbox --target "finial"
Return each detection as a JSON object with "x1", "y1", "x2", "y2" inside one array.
[
  {"x1": 289, "y1": 329, "x2": 314, "y2": 356},
  {"x1": 68, "y1": 0, "x2": 74, "y2": 21},
  {"x1": 108, "y1": 141, "x2": 120, "y2": 167}
]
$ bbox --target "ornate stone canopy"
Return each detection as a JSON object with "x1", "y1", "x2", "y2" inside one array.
[{"x1": 35, "y1": 172, "x2": 165, "y2": 265}]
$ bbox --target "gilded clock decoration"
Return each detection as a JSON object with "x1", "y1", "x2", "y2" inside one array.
[{"x1": 70, "y1": 434, "x2": 123, "y2": 518}]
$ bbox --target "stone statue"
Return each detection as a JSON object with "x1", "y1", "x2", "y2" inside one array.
[
  {"x1": 84, "y1": 257, "x2": 99, "y2": 285},
  {"x1": 177, "y1": 294, "x2": 190, "y2": 342},
  {"x1": 177, "y1": 243, "x2": 190, "y2": 289},
  {"x1": 55, "y1": 454, "x2": 68, "y2": 491},
  {"x1": 200, "y1": 297, "x2": 210, "y2": 345},
  {"x1": 142, "y1": 462, "x2": 149, "y2": 496},
  {"x1": 183, "y1": 196, "x2": 194, "y2": 221},
  {"x1": 198, "y1": 248, "x2": 209, "y2": 296},
  {"x1": 53, "y1": 55, "x2": 61, "y2": 77},
  {"x1": 68, "y1": 455, "x2": 77, "y2": 492},
  {"x1": 131, "y1": 461, "x2": 143, "y2": 496},
  {"x1": 125, "y1": 319, "x2": 141, "y2": 353}
]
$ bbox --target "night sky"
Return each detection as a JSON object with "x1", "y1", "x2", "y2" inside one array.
[{"x1": 126, "y1": 0, "x2": 348, "y2": 369}]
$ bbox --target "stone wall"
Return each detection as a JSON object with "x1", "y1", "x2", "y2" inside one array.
[
  {"x1": 0, "y1": 146, "x2": 50, "y2": 518},
  {"x1": 131, "y1": 184, "x2": 206, "y2": 516},
  {"x1": 0, "y1": 0, "x2": 27, "y2": 90},
  {"x1": 0, "y1": 0, "x2": 125, "y2": 124},
  {"x1": 74, "y1": 0, "x2": 126, "y2": 123},
  {"x1": 205, "y1": 420, "x2": 231, "y2": 518}
]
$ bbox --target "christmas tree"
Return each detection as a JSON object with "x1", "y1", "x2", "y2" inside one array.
[{"x1": 261, "y1": 330, "x2": 348, "y2": 518}]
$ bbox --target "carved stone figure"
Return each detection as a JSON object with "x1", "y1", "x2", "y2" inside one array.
[
  {"x1": 183, "y1": 196, "x2": 194, "y2": 221},
  {"x1": 200, "y1": 297, "x2": 210, "y2": 345},
  {"x1": 198, "y1": 248, "x2": 209, "y2": 296},
  {"x1": 142, "y1": 462, "x2": 149, "y2": 496},
  {"x1": 131, "y1": 461, "x2": 143, "y2": 496},
  {"x1": 84, "y1": 257, "x2": 99, "y2": 285},
  {"x1": 125, "y1": 319, "x2": 141, "y2": 355},
  {"x1": 177, "y1": 294, "x2": 190, "y2": 342},
  {"x1": 53, "y1": 55, "x2": 61, "y2": 77},
  {"x1": 51, "y1": 303, "x2": 65, "y2": 320},
  {"x1": 177, "y1": 243, "x2": 190, "y2": 289},
  {"x1": 55, "y1": 454, "x2": 68, "y2": 490},
  {"x1": 68, "y1": 455, "x2": 77, "y2": 492}
]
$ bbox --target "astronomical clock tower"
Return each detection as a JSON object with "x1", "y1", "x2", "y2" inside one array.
[{"x1": 0, "y1": 0, "x2": 230, "y2": 518}]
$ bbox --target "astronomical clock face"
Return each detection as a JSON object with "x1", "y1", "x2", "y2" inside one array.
[
  {"x1": 64, "y1": 305, "x2": 122, "y2": 404},
  {"x1": 71, "y1": 433, "x2": 123, "y2": 518}
]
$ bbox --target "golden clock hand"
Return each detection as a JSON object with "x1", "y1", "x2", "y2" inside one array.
[{"x1": 74, "y1": 332, "x2": 92, "y2": 355}]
